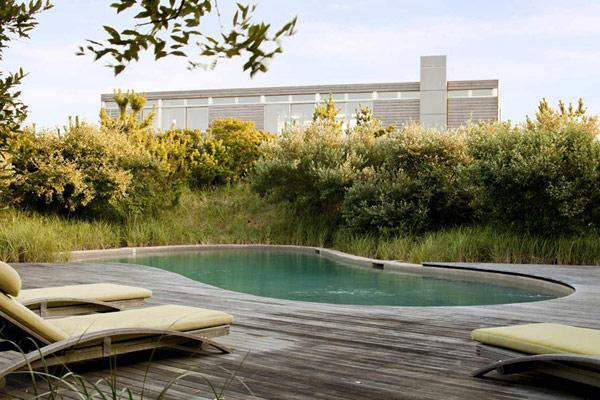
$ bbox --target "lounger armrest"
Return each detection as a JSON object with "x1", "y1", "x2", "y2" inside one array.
[{"x1": 21, "y1": 298, "x2": 123, "y2": 317}]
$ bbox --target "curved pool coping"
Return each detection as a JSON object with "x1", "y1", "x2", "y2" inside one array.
[{"x1": 71, "y1": 244, "x2": 575, "y2": 301}]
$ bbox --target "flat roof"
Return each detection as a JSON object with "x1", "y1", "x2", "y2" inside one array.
[{"x1": 100, "y1": 79, "x2": 498, "y2": 101}]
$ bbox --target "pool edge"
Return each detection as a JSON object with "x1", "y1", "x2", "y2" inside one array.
[{"x1": 71, "y1": 244, "x2": 575, "y2": 298}]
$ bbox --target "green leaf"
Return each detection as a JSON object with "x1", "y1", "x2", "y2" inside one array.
[
  {"x1": 103, "y1": 25, "x2": 120, "y2": 40},
  {"x1": 114, "y1": 64, "x2": 126, "y2": 75}
]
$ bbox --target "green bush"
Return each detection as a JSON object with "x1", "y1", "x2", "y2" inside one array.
[
  {"x1": 154, "y1": 119, "x2": 272, "y2": 188},
  {"x1": 342, "y1": 125, "x2": 473, "y2": 234},
  {"x1": 254, "y1": 100, "x2": 600, "y2": 237},
  {"x1": 99, "y1": 89, "x2": 155, "y2": 137},
  {"x1": 466, "y1": 100, "x2": 600, "y2": 235},
  {"x1": 153, "y1": 128, "x2": 233, "y2": 187},
  {"x1": 9, "y1": 125, "x2": 179, "y2": 219},
  {"x1": 252, "y1": 120, "x2": 471, "y2": 232},
  {"x1": 252, "y1": 122, "x2": 371, "y2": 221},
  {"x1": 208, "y1": 118, "x2": 273, "y2": 180}
]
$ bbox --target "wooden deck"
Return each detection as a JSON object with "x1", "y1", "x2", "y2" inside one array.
[{"x1": 2, "y1": 258, "x2": 600, "y2": 399}]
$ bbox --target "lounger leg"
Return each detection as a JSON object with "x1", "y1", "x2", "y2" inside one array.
[
  {"x1": 201, "y1": 339, "x2": 232, "y2": 354},
  {"x1": 473, "y1": 360, "x2": 545, "y2": 378},
  {"x1": 172, "y1": 338, "x2": 232, "y2": 354},
  {"x1": 472, "y1": 362, "x2": 504, "y2": 378}
]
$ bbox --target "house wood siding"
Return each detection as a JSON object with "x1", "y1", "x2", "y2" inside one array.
[
  {"x1": 447, "y1": 80, "x2": 498, "y2": 90},
  {"x1": 208, "y1": 105, "x2": 265, "y2": 130},
  {"x1": 373, "y1": 100, "x2": 420, "y2": 126},
  {"x1": 447, "y1": 97, "x2": 499, "y2": 128}
]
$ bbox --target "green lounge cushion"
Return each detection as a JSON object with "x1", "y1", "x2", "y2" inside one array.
[{"x1": 472, "y1": 323, "x2": 600, "y2": 356}]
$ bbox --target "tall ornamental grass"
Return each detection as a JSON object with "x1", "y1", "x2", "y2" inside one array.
[{"x1": 0, "y1": 185, "x2": 598, "y2": 264}]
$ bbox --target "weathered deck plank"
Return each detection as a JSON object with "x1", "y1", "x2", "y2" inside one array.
[{"x1": 2, "y1": 259, "x2": 599, "y2": 399}]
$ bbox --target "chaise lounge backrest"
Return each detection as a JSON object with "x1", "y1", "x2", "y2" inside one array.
[{"x1": 0, "y1": 262, "x2": 68, "y2": 343}]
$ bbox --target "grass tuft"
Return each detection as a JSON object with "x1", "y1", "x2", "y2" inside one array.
[{"x1": 0, "y1": 184, "x2": 598, "y2": 265}]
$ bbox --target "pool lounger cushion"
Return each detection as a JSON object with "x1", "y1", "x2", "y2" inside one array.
[
  {"x1": 471, "y1": 323, "x2": 600, "y2": 388},
  {"x1": 16, "y1": 283, "x2": 153, "y2": 304},
  {"x1": 0, "y1": 261, "x2": 21, "y2": 297},
  {"x1": 49, "y1": 305, "x2": 234, "y2": 338},
  {"x1": 0, "y1": 261, "x2": 152, "y2": 316},
  {"x1": 472, "y1": 323, "x2": 600, "y2": 356}
]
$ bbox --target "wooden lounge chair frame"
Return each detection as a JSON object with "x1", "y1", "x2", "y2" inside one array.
[
  {"x1": 21, "y1": 297, "x2": 144, "y2": 318},
  {"x1": 472, "y1": 344, "x2": 600, "y2": 388},
  {"x1": 0, "y1": 308, "x2": 231, "y2": 387}
]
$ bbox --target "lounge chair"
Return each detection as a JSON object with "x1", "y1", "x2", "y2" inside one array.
[
  {"x1": 17, "y1": 283, "x2": 153, "y2": 317},
  {"x1": 0, "y1": 262, "x2": 233, "y2": 386},
  {"x1": 0, "y1": 262, "x2": 152, "y2": 317},
  {"x1": 471, "y1": 323, "x2": 600, "y2": 388}
]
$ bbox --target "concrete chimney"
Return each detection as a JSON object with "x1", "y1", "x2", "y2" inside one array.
[{"x1": 419, "y1": 55, "x2": 447, "y2": 129}]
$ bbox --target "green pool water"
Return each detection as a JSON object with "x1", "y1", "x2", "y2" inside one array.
[{"x1": 109, "y1": 249, "x2": 562, "y2": 306}]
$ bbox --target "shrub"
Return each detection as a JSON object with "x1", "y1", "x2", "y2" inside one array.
[
  {"x1": 252, "y1": 118, "x2": 471, "y2": 231},
  {"x1": 207, "y1": 118, "x2": 273, "y2": 181},
  {"x1": 252, "y1": 122, "x2": 368, "y2": 222},
  {"x1": 312, "y1": 95, "x2": 344, "y2": 132},
  {"x1": 153, "y1": 128, "x2": 232, "y2": 187},
  {"x1": 99, "y1": 89, "x2": 155, "y2": 138},
  {"x1": 154, "y1": 120, "x2": 272, "y2": 188},
  {"x1": 466, "y1": 99, "x2": 600, "y2": 235},
  {"x1": 342, "y1": 124, "x2": 473, "y2": 234},
  {"x1": 9, "y1": 125, "x2": 178, "y2": 219}
]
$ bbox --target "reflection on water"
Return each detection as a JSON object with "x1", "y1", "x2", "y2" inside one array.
[{"x1": 109, "y1": 250, "x2": 560, "y2": 306}]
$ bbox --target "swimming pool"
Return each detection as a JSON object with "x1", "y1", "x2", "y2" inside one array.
[{"x1": 108, "y1": 249, "x2": 565, "y2": 306}]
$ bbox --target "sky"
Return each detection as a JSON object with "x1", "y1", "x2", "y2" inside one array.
[{"x1": 4, "y1": 0, "x2": 600, "y2": 128}]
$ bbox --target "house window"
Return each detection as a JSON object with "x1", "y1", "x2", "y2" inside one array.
[
  {"x1": 161, "y1": 107, "x2": 185, "y2": 130},
  {"x1": 471, "y1": 89, "x2": 496, "y2": 97},
  {"x1": 377, "y1": 92, "x2": 398, "y2": 100},
  {"x1": 238, "y1": 96, "x2": 261, "y2": 104},
  {"x1": 448, "y1": 89, "x2": 497, "y2": 98},
  {"x1": 187, "y1": 98, "x2": 208, "y2": 106},
  {"x1": 264, "y1": 104, "x2": 290, "y2": 134},
  {"x1": 186, "y1": 107, "x2": 208, "y2": 130},
  {"x1": 162, "y1": 99, "x2": 185, "y2": 106},
  {"x1": 347, "y1": 92, "x2": 373, "y2": 100},
  {"x1": 448, "y1": 90, "x2": 470, "y2": 98},
  {"x1": 290, "y1": 103, "x2": 315, "y2": 127},
  {"x1": 292, "y1": 94, "x2": 316, "y2": 102},
  {"x1": 212, "y1": 97, "x2": 236, "y2": 105},
  {"x1": 265, "y1": 95, "x2": 290, "y2": 103},
  {"x1": 399, "y1": 91, "x2": 420, "y2": 99}
]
